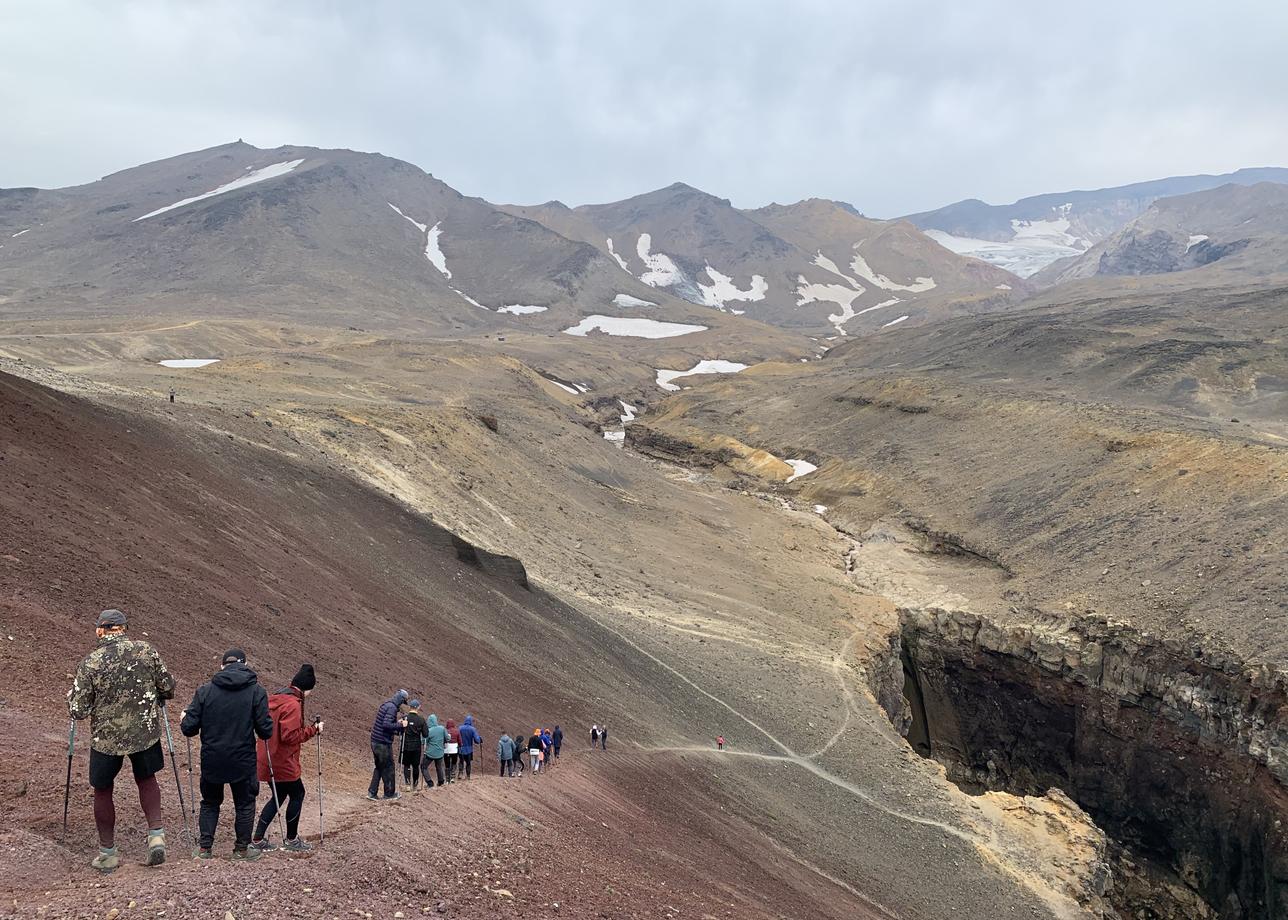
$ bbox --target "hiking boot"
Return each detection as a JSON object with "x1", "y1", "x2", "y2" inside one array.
[
  {"x1": 196, "y1": 847, "x2": 214, "y2": 860},
  {"x1": 249, "y1": 838, "x2": 277, "y2": 853},
  {"x1": 382, "y1": 792, "x2": 402, "y2": 801},
  {"x1": 282, "y1": 837, "x2": 313, "y2": 852},
  {"x1": 91, "y1": 848, "x2": 119, "y2": 874},
  {"x1": 365, "y1": 792, "x2": 380, "y2": 801},
  {"x1": 231, "y1": 847, "x2": 262, "y2": 862},
  {"x1": 145, "y1": 830, "x2": 166, "y2": 866}
]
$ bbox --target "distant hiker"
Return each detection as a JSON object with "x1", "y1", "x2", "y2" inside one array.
[
  {"x1": 458, "y1": 715, "x2": 482, "y2": 780},
  {"x1": 497, "y1": 731, "x2": 515, "y2": 777},
  {"x1": 168, "y1": 387, "x2": 175, "y2": 404},
  {"x1": 552, "y1": 725, "x2": 563, "y2": 759},
  {"x1": 402, "y1": 700, "x2": 427, "y2": 792},
  {"x1": 717, "y1": 735, "x2": 725, "y2": 751},
  {"x1": 600, "y1": 724, "x2": 608, "y2": 750},
  {"x1": 367, "y1": 689, "x2": 408, "y2": 800},
  {"x1": 540, "y1": 728, "x2": 553, "y2": 769},
  {"x1": 512, "y1": 736, "x2": 526, "y2": 777},
  {"x1": 421, "y1": 713, "x2": 447, "y2": 788},
  {"x1": 249, "y1": 665, "x2": 322, "y2": 852},
  {"x1": 527, "y1": 728, "x2": 543, "y2": 774},
  {"x1": 68, "y1": 608, "x2": 176, "y2": 873},
  {"x1": 590, "y1": 724, "x2": 599, "y2": 748},
  {"x1": 444, "y1": 718, "x2": 461, "y2": 783},
  {"x1": 181, "y1": 649, "x2": 273, "y2": 860}
]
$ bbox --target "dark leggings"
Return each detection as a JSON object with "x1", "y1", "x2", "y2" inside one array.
[
  {"x1": 402, "y1": 758, "x2": 422, "y2": 787},
  {"x1": 255, "y1": 778, "x2": 306, "y2": 840},
  {"x1": 421, "y1": 755, "x2": 445, "y2": 787},
  {"x1": 459, "y1": 751, "x2": 473, "y2": 779},
  {"x1": 93, "y1": 774, "x2": 162, "y2": 848},
  {"x1": 444, "y1": 752, "x2": 458, "y2": 780}
]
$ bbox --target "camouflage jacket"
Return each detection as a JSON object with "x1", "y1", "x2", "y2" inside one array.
[{"x1": 68, "y1": 634, "x2": 176, "y2": 756}]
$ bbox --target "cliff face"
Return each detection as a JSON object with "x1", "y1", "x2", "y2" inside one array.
[{"x1": 891, "y1": 605, "x2": 1288, "y2": 919}]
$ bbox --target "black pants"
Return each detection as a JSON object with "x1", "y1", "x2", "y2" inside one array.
[
  {"x1": 444, "y1": 752, "x2": 458, "y2": 781},
  {"x1": 459, "y1": 751, "x2": 473, "y2": 779},
  {"x1": 255, "y1": 777, "x2": 306, "y2": 840},
  {"x1": 199, "y1": 777, "x2": 258, "y2": 850},
  {"x1": 369, "y1": 743, "x2": 396, "y2": 797},
  {"x1": 421, "y1": 755, "x2": 445, "y2": 787},
  {"x1": 402, "y1": 747, "x2": 422, "y2": 788},
  {"x1": 499, "y1": 758, "x2": 513, "y2": 777}
]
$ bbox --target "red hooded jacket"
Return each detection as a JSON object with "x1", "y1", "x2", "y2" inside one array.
[{"x1": 256, "y1": 688, "x2": 319, "y2": 782}]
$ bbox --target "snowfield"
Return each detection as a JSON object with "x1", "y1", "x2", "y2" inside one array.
[
  {"x1": 563, "y1": 315, "x2": 707, "y2": 338},
  {"x1": 655, "y1": 359, "x2": 748, "y2": 391},
  {"x1": 795, "y1": 278, "x2": 865, "y2": 334},
  {"x1": 850, "y1": 249, "x2": 936, "y2": 293},
  {"x1": 619, "y1": 400, "x2": 637, "y2": 423},
  {"x1": 923, "y1": 203, "x2": 1087, "y2": 277},
  {"x1": 389, "y1": 203, "x2": 452, "y2": 277},
  {"x1": 134, "y1": 160, "x2": 305, "y2": 221},
  {"x1": 606, "y1": 238, "x2": 631, "y2": 272},
  {"x1": 613, "y1": 293, "x2": 656, "y2": 308},
  {"x1": 635, "y1": 234, "x2": 686, "y2": 288},
  {"x1": 158, "y1": 359, "x2": 220, "y2": 368},
  {"x1": 784, "y1": 460, "x2": 817, "y2": 482},
  {"x1": 498, "y1": 304, "x2": 547, "y2": 314},
  {"x1": 1187, "y1": 234, "x2": 1209, "y2": 250},
  {"x1": 698, "y1": 265, "x2": 768, "y2": 310}
]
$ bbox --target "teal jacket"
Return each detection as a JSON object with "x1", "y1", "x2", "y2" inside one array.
[{"x1": 423, "y1": 713, "x2": 447, "y2": 759}]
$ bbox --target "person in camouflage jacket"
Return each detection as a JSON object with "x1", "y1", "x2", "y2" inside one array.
[{"x1": 67, "y1": 609, "x2": 176, "y2": 874}]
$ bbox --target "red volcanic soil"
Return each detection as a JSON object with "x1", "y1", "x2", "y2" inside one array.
[{"x1": 0, "y1": 372, "x2": 876, "y2": 919}]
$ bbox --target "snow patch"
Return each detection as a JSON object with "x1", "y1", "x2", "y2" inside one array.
[
  {"x1": 451, "y1": 288, "x2": 488, "y2": 310},
  {"x1": 613, "y1": 293, "x2": 656, "y2": 308},
  {"x1": 543, "y1": 376, "x2": 581, "y2": 395},
  {"x1": 11, "y1": 228, "x2": 30, "y2": 237},
  {"x1": 855, "y1": 297, "x2": 902, "y2": 318},
  {"x1": 698, "y1": 265, "x2": 768, "y2": 310},
  {"x1": 498, "y1": 304, "x2": 547, "y2": 315},
  {"x1": 635, "y1": 233, "x2": 685, "y2": 288},
  {"x1": 563, "y1": 315, "x2": 707, "y2": 338},
  {"x1": 603, "y1": 430, "x2": 626, "y2": 443},
  {"x1": 389, "y1": 203, "x2": 452, "y2": 278},
  {"x1": 619, "y1": 400, "x2": 637, "y2": 423},
  {"x1": 784, "y1": 460, "x2": 817, "y2": 482},
  {"x1": 655, "y1": 359, "x2": 748, "y2": 391},
  {"x1": 813, "y1": 504, "x2": 828, "y2": 515},
  {"x1": 606, "y1": 238, "x2": 631, "y2": 272},
  {"x1": 158, "y1": 358, "x2": 220, "y2": 368},
  {"x1": 795, "y1": 278, "x2": 865, "y2": 334},
  {"x1": 882, "y1": 315, "x2": 910, "y2": 328},
  {"x1": 850, "y1": 249, "x2": 936, "y2": 293},
  {"x1": 1187, "y1": 234, "x2": 1209, "y2": 250},
  {"x1": 134, "y1": 159, "x2": 305, "y2": 221},
  {"x1": 995, "y1": 283, "x2": 1012, "y2": 290}
]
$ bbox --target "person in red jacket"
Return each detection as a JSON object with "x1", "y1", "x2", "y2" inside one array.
[{"x1": 249, "y1": 665, "x2": 323, "y2": 852}]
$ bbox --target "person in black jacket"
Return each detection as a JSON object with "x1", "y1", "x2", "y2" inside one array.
[
  {"x1": 180, "y1": 649, "x2": 272, "y2": 860},
  {"x1": 402, "y1": 700, "x2": 427, "y2": 791}
]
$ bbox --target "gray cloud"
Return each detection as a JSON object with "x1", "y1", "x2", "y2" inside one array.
[{"x1": 2, "y1": 0, "x2": 1286, "y2": 216}]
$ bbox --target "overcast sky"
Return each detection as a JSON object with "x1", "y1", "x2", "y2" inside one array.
[{"x1": 3, "y1": 1, "x2": 1286, "y2": 216}]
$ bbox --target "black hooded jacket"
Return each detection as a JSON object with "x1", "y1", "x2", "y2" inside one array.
[{"x1": 180, "y1": 662, "x2": 272, "y2": 784}]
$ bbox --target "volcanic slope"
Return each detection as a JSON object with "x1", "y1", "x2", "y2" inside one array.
[
  {"x1": 0, "y1": 366, "x2": 1114, "y2": 920},
  {"x1": 631, "y1": 284, "x2": 1288, "y2": 917},
  {"x1": 503, "y1": 183, "x2": 1027, "y2": 336},
  {"x1": 904, "y1": 166, "x2": 1288, "y2": 278},
  {"x1": 0, "y1": 141, "x2": 726, "y2": 338}
]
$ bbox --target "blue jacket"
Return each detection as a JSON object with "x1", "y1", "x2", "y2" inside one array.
[
  {"x1": 497, "y1": 733, "x2": 515, "y2": 760},
  {"x1": 370, "y1": 693, "x2": 406, "y2": 745},
  {"x1": 459, "y1": 715, "x2": 482, "y2": 754}
]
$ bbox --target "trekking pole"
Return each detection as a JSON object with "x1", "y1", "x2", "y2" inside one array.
[
  {"x1": 313, "y1": 716, "x2": 325, "y2": 845},
  {"x1": 183, "y1": 734, "x2": 197, "y2": 824},
  {"x1": 62, "y1": 719, "x2": 76, "y2": 841},
  {"x1": 159, "y1": 703, "x2": 194, "y2": 851},
  {"x1": 263, "y1": 740, "x2": 288, "y2": 843}
]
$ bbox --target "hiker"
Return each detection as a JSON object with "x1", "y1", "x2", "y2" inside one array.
[
  {"x1": 444, "y1": 718, "x2": 460, "y2": 783},
  {"x1": 249, "y1": 665, "x2": 322, "y2": 852},
  {"x1": 552, "y1": 725, "x2": 563, "y2": 759},
  {"x1": 527, "y1": 728, "x2": 543, "y2": 774},
  {"x1": 497, "y1": 730, "x2": 515, "y2": 777},
  {"x1": 367, "y1": 689, "x2": 408, "y2": 801},
  {"x1": 600, "y1": 724, "x2": 608, "y2": 750},
  {"x1": 540, "y1": 728, "x2": 553, "y2": 769},
  {"x1": 402, "y1": 700, "x2": 427, "y2": 792},
  {"x1": 181, "y1": 649, "x2": 273, "y2": 860},
  {"x1": 421, "y1": 713, "x2": 447, "y2": 788},
  {"x1": 67, "y1": 608, "x2": 176, "y2": 873},
  {"x1": 458, "y1": 715, "x2": 482, "y2": 781},
  {"x1": 168, "y1": 388, "x2": 175, "y2": 403},
  {"x1": 590, "y1": 724, "x2": 599, "y2": 748},
  {"x1": 717, "y1": 735, "x2": 725, "y2": 751},
  {"x1": 512, "y1": 735, "x2": 526, "y2": 777}
]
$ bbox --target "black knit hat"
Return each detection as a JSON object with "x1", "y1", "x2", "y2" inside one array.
[{"x1": 291, "y1": 663, "x2": 316, "y2": 692}]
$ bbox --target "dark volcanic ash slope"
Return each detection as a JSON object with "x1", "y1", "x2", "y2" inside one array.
[
  {"x1": 504, "y1": 183, "x2": 1028, "y2": 336},
  {"x1": 0, "y1": 141, "x2": 697, "y2": 333}
]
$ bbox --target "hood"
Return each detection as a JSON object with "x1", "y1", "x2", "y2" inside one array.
[
  {"x1": 212, "y1": 662, "x2": 258, "y2": 691},
  {"x1": 392, "y1": 689, "x2": 409, "y2": 705},
  {"x1": 463, "y1": 716, "x2": 474, "y2": 726},
  {"x1": 446, "y1": 719, "x2": 456, "y2": 729},
  {"x1": 429, "y1": 714, "x2": 438, "y2": 727},
  {"x1": 500, "y1": 733, "x2": 511, "y2": 741}
]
